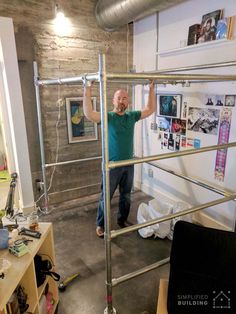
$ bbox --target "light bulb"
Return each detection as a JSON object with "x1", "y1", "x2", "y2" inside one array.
[
  {"x1": 53, "y1": 5, "x2": 72, "y2": 36},
  {"x1": 56, "y1": 11, "x2": 64, "y2": 19}
]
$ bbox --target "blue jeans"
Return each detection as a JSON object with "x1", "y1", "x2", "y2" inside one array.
[{"x1": 96, "y1": 165, "x2": 134, "y2": 228}]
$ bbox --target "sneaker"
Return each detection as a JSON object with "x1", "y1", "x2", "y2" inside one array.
[{"x1": 96, "y1": 226, "x2": 104, "y2": 238}]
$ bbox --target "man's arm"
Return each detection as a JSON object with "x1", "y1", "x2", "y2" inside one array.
[
  {"x1": 83, "y1": 85, "x2": 101, "y2": 123},
  {"x1": 140, "y1": 81, "x2": 156, "y2": 120}
]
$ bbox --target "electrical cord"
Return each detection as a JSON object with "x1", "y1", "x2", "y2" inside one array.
[{"x1": 35, "y1": 85, "x2": 63, "y2": 214}]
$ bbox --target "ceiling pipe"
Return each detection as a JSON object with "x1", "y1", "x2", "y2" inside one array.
[{"x1": 95, "y1": 0, "x2": 188, "y2": 31}]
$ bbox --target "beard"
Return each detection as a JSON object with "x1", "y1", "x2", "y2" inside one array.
[{"x1": 117, "y1": 104, "x2": 127, "y2": 112}]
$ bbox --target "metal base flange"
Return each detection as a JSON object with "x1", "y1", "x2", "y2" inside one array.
[{"x1": 104, "y1": 307, "x2": 117, "y2": 314}]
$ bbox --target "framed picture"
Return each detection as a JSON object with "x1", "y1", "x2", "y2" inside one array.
[
  {"x1": 66, "y1": 97, "x2": 98, "y2": 143},
  {"x1": 157, "y1": 94, "x2": 182, "y2": 118},
  {"x1": 225, "y1": 95, "x2": 235, "y2": 107},
  {"x1": 181, "y1": 101, "x2": 188, "y2": 119},
  {"x1": 198, "y1": 9, "x2": 222, "y2": 43}
]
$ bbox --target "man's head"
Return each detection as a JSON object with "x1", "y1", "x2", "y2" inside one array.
[{"x1": 113, "y1": 89, "x2": 129, "y2": 114}]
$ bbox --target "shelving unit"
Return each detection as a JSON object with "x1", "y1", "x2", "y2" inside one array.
[
  {"x1": 0, "y1": 223, "x2": 59, "y2": 314},
  {"x1": 157, "y1": 38, "x2": 236, "y2": 56}
]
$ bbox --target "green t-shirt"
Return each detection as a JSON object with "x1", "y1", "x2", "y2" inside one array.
[{"x1": 108, "y1": 111, "x2": 141, "y2": 161}]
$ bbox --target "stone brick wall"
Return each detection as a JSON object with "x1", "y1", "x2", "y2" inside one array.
[{"x1": 0, "y1": 0, "x2": 133, "y2": 204}]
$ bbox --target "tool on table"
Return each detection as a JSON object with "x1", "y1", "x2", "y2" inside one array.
[
  {"x1": 9, "y1": 239, "x2": 29, "y2": 257},
  {"x1": 19, "y1": 227, "x2": 41, "y2": 239}
]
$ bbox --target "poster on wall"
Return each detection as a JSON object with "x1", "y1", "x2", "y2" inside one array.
[
  {"x1": 187, "y1": 107, "x2": 220, "y2": 135},
  {"x1": 157, "y1": 94, "x2": 181, "y2": 118},
  {"x1": 193, "y1": 138, "x2": 201, "y2": 149},
  {"x1": 171, "y1": 119, "x2": 186, "y2": 135},
  {"x1": 175, "y1": 134, "x2": 181, "y2": 151},
  {"x1": 204, "y1": 95, "x2": 224, "y2": 106},
  {"x1": 157, "y1": 117, "x2": 171, "y2": 131},
  {"x1": 214, "y1": 108, "x2": 232, "y2": 181},
  {"x1": 181, "y1": 136, "x2": 186, "y2": 148},
  {"x1": 181, "y1": 101, "x2": 188, "y2": 119}
]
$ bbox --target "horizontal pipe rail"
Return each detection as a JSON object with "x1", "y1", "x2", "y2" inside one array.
[
  {"x1": 48, "y1": 183, "x2": 100, "y2": 195},
  {"x1": 44, "y1": 156, "x2": 102, "y2": 168},
  {"x1": 157, "y1": 60, "x2": 236, "y2": 73},
  {"x1": 112, "y1": 257, "x2": 170, "y2": 287},
  {"x1": 107, "y1": 72, "x2": 236, "y2": 81},
  {"x1": 108, "y1": 142, "x2": 236, "y2": 169},
  {"x1": 147, "y1": 161, "x2": 232, "y2": 197},
  {"x1": 107, "y1": 79, "x2": 231, "y2": 85},
  {"x1": 111, "y1": 193, "x2": 236, "y2": 239},
  {"x1": 35, "y1": 71, "x2": 236, "y2": 87},
  {"x1": 37, "y1": 73, "x2": 99, "y2": 86}
]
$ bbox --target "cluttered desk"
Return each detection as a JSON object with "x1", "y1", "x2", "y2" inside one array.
[{"x1": 0, "y1": 172, "x2": 59, "y2": 314}]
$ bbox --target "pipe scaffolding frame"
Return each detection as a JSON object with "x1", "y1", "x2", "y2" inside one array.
[{"x1": 34, "y1": 54, "x2": 236, "y2": 314}]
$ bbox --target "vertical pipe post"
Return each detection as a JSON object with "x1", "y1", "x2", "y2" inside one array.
[
  {"x1": 33, "y1": 61, "x2": 49, "y2": 212},
  {"x1": 99, "y1": 54, "x2": 116, "y2": 314}
]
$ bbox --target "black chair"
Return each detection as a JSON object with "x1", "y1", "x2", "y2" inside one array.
[{"x1": 167, "y1": 221, "x2": 236, "y2": 314}]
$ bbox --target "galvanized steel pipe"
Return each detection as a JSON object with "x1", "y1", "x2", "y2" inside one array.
[
  {"x1": 112, "y1": 258, "x2": 170, "y2": 287},
  {"x1": 111, "y1": 193, "x2": 236, "y2": 238},
  {"x1": 108, "y1": 142, "x2": 236, "y2": 169}
]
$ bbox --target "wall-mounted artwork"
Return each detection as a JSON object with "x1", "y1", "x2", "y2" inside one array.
[
  {"x1": 157, "y1": 117, "x2": 171, "y2": 131},
  {"x1": 157, "y1": 94, "x2": 181, "y2": 118},
  {"x1": 181, "y1": 101, "x2": 188, "y2": 119},
  {"x1": 66, "y1": 97, "x2": 98, "y2": 143},
  {"x1": 187, "y1": 107, "x2": 220, "y2": 135},
  {"x1": 225, "y1": 95, "x2": 235, "y2": 107},
  {"x1": 171, "y1": 119, "x2": 186, "y2": 135},
  {"x1": 204, "y1": 95, "x2": 224, "y2": 106},
  {"x1": 181, "y1": 136, "x2": 186, "y2": 148}
]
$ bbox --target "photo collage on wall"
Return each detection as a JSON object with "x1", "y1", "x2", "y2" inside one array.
[
  {"x1": 156, "y1": 94, "x2": 200, "y2": 151},
  {"x1": 155, "y1": 92, "x2": 235, "y2": 181},
  {"x1": 156, "y1": 93, "x2": 235, "y2": 154}
]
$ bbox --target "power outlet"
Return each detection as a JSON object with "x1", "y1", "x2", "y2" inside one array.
[
  {"x1": 148, "y1": 168, "x2": 153, "y2": 178},
  {"x1": 35, "y1": 179, "x2": 44, "y2": 192}
]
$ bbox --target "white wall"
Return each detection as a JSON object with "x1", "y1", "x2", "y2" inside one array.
[
  {"x1": 133, "y1": 0, "x2": 236, "y2": 229},
  {"x1": 133, "y1": 14, "x2": 157, "y2": 188},
  {"x1": 0, "y1": 17, "x2": 34, "y2": 213}
]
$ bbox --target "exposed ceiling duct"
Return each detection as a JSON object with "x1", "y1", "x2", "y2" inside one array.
[{"x1": 95, "y1": 0, "x2": 188, "y2": 31}]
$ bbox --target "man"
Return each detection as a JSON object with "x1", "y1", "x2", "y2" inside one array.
[{"x1": 83, "y1": 81, "x2": 156, "y2": 237}]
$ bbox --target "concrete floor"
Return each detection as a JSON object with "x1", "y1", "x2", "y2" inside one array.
[{"x1": 41, "y1": 191, "x2": 171, "y2": 314}]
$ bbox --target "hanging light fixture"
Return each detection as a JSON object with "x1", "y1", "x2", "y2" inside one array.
[
  {"x1": 55, "y1": 4, "x2": 65, "y2": 20},
  {"x1": 53, "y1": 3, "x2": 72, "y2": 36}
]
